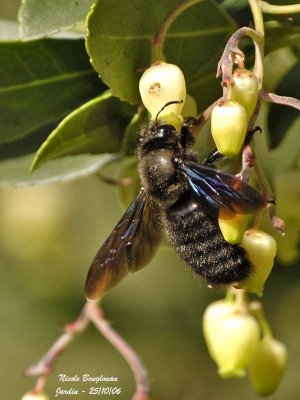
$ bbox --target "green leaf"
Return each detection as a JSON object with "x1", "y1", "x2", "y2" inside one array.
[
  {"x1": 268, "y1": 63, "x2": 300, "y2": 148},
  {"x1": 0, "y1": 152, "x2": 116, "y2": 188},
  {"x1": 31, "y1": 92, "x2": 135, "y2": 171},
  {"x1": 86, "y1": 0, "x2": 236, "y2": 109},
  {"x1": 0, "y1": 39, "x2": 104, "y2": 144},
  {"x1": 186, "y1": 56, "x2": 224, "y2": 112},
  {"x1": 19, "y1": 0, "x2": 94, "y2": 40},
  {"x1": 0, "y1": 119, "x2": 60, "y2": 161}
]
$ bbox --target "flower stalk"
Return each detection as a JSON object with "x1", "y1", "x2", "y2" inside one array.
[{"x1": 24, "y1": 301, "x2": 150, "y2": 400}]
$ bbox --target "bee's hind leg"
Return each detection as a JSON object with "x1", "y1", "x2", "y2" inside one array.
[
  {"x1": 202, "y1": 126, "x2": 262, "y2": 166},
  {"x1": 202, "y1": 149, "x2": 225, "y2": 166}
]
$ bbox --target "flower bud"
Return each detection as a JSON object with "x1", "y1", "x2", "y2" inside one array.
[
  {"x1": 249, "y1": 337, "x2": 287, "y2": 396},
  {"x1": 218, "y1": 213, "x2": 249, "y2": 244},
  {"x1": 237, "y1": 229, "x2": 277, "y2": 296},
  {"x1": 203, "y1": 300, "x2": 236, "y2": 360},
  {"x1": 231, "y1": 69, "x2": 259, "y2": 121},
  {"x1": 211, "y1": 100, "x2": 247, "y2": 156},
  {"x1": 21, "y1": 392, "x2": 49, "y2": 400},
  {"x1": 139, "y1": 62, "x2": 186, "y2": 120},
  {"x1": 203, "y1": 300, "x2": 260, "y2": 378}
]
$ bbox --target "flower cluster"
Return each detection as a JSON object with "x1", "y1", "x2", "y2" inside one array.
[{"x1": 203, "y1": 295, "x2": 287, "y2": 396}]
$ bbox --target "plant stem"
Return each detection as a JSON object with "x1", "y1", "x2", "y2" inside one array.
[
  {"x1": 249, "y1": 0, "x2": 265, "y2": 35},
  {"x1": 151, "y1": 0, "x2": 204, "y2": 62},
  {"x1": 87, "y1": 301, "x2": 150, "y2": 400},
  {"x1": 248, "y1": 0, "x2": 265, "y2": 87},
  {"x1": 232, "y1": 288, "x2": 249, "y2": 314},
  {"x1": 25, "y1": 304, "x2": 90, "y2": 379},
  {"x1": 246, "y1": 2, "x2": 289, "y2": 234},
  {"x1": 250, "y1": 301, "x2": 273, "y2": 338},
  {"x1": 259, "y1": 1, "x2": 300, "y2": 14},
  {"x1": 260, "y1": 90, "x2": 300, "y2": 111},
  {"x1": 253, "y1": 158, "x2": 272, "y2": 199},
  {"x1": 217, "y1": 27, "x2": 263, "y2": 90},
  {"x1": 253, "y1": 160, "x2": 285, "y2": 234},
  {"x1": 33, "y1": 375, "x2": 50, "y2": 394},
  {"x1": 25, "y1": 302, "x2": 150, "y2": 400},
  {"x1": 225, "y1": 288, "x2": 235, "y2": 303},
  {"x1": 269, "y1": 207, "x2": 286, "y2": 235}
]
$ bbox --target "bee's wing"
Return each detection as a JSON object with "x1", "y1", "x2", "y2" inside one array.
[
  {"x1": 85, "y1": 190, "x2": 162, "y2": 300},
  {"x1": 180, "y1": 160, "x2": 267, "y2": 218}
]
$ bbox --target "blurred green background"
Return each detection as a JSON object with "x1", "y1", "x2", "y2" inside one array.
[{"x1": 1, "y1": 1, "x2": 300, "y2": 400}]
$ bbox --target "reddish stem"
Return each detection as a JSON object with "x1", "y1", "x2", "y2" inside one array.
[
  {"x1": 87, "y1": 301, "x2": 150, "y2": 400},
  {"x1": 24, "y1": 301, "x2": 150, "y2": 400},
  {"x1": 260, "y1": 90, "x2": 300, "y2": 111},
  {"x1": 25, "y1": 306, "x2": 89, "y2": 378},
  {"x1": 217, "y1": 27, "x2": 264, "y2": 88}
]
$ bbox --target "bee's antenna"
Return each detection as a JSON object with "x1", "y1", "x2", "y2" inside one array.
[{"x1": 155, "y1": 100, "x2": 184, "y2": 122}]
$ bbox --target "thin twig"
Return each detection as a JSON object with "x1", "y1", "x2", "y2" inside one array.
[
  {"x1": 240, "y1": 143, "x2": 256, "y2": 183},
  {"x1": 248, "y1": 0, "x2": 265, "y2": 84},
  {"x1": 234, "y1": 288, "x2": 249, "y2": 314},
  {"x1": 25, "y1": 305, "x2": 90, "y2": 378},
  {"x1": 269, "y1": 207, "x2": 286, "y2": 236},
  {"x1": 259, "y1": 1, "x2": 300, "y2": 15},
  {"x1": 86, "y1": 301, "x2": 150, "y2": 400},
  {"x1": 260, "y1": 90, "x2": 300, "y2": 111},
  {"x1": 24, "y1": 302, "x2": 150, "y2": 400},
  {"x1": 253, "y1": 161, "x2": 285, "y2": 235}
]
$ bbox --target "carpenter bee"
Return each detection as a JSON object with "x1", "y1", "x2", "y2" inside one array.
[{"x1": 85, "y1": 105, "x2": 267, "y2": 300}]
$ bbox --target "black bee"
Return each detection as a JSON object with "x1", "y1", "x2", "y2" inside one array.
[{"x1": 85, "y1": 107, "x2": 266, "y2": 300}]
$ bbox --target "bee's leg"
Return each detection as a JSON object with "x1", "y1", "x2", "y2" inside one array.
[
  {"x1": 244, "y1": 126, "x2": 262, "y2": 145},
  {"x1": 203, "y1": 126, "x2": 262, "y2": 166},
  {"x1": 180, "y1": 117, "x2": 198, "y2": 148},
  {"x1": 202, "y1": 149, "x2": 225, "y2": 166}
]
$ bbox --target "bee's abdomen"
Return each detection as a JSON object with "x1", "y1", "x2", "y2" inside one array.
[{"x1": 164, "y1": 192, "x2": 251, "y2": 284}]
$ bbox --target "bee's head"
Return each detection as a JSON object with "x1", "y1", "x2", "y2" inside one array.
[{"x1": 138, "y1": 122, "x2": 179, "y2": 153}]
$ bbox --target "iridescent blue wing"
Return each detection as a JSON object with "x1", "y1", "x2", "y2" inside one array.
[
  {"x1": 85, "y1": 190, "x2": 162, "y2": 300},
  {"x1": 180, "y1": 160, "x2": 266, "y2": 218}
]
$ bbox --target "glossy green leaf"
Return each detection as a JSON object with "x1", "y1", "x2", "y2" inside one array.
[
  {"x1": 0, "y1": 152, "x2": 116, "y2": 188},
  {"x1": 86, "y1": 0, "x2": 236, "y2": 110},
  {"x1": 0, "y1": 120, "x2": 60, "y2": 161},
  {"x1": 31, "y1": 92, "x2": 135, "y2": 171},
  {"x1": 19, "y1": 0, "x2": 93, "y2": 40},
  {"x1": 186, "y1": 56, "x2": 223, "y2": 112},
  {"x1": 268, "y1": 63, "x2": 300, "y2": 148},
  {"x1": 0, "y1": 39, "x2": 103, "y2": 144}
]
